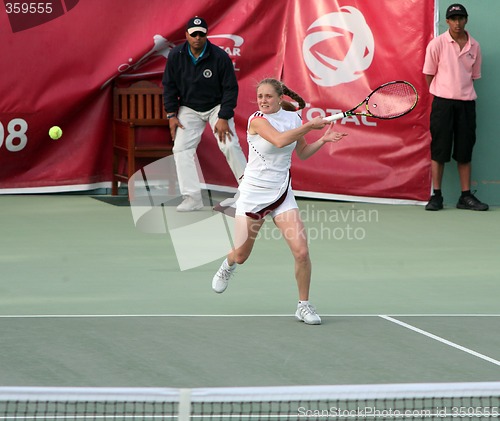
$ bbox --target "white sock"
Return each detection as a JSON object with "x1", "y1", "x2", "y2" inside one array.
[
  {"x1": 224, "y1": 258, "x2": 236, "y2": 269},
  {"x1": 298, "y1": 300, "x2": 309, "y2": 307}
]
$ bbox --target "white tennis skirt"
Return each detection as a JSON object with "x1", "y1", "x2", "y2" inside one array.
[{"x1": 235, "y1": 179, "x2": 298, "y2": 219}]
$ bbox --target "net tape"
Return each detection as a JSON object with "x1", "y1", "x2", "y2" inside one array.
[{"x1": 1, "y1": 382, "x2": 500, "y2": 420}]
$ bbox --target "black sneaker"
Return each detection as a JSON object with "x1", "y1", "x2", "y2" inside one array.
[
  {"x1": 456, "y1": 193, "x2": 489, "y2": 211},
  {"x1": 425, "y1": 194, "x2": 443, "y2": 211}
]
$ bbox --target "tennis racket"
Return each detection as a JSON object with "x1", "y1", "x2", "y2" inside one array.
[{"x1": 324, "y1": 81, "x2": 418, "y2": 122}]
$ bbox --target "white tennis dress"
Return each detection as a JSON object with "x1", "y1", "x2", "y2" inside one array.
[{"x1": 235, "y1": 108, "x2": 302, "y2": 218}]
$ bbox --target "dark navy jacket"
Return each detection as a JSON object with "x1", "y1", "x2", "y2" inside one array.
[{"x1": 162, "y1": 40, "x2": 238, "y2": 120}]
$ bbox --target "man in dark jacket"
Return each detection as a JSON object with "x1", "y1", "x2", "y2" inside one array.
[{"x1": 163, "y1": 16, "x2": 246, "y2": 212}]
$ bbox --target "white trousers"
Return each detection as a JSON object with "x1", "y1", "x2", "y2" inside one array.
[{"x1": 172, "y1": 105, "x2": 246, "y2": 198}]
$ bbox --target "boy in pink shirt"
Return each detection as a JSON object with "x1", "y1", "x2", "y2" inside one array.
[{"x1": 422, "y1": 3, "x2": 488, "y2": 211}]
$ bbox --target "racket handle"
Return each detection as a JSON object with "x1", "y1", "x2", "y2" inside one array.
[{"x1": 323, "y1": 112, "x2": 345, "y2": 122}]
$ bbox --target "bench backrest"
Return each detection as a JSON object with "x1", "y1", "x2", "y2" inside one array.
[{"x1": 113, "y1": 80, "x2": 167, "y2": 121}]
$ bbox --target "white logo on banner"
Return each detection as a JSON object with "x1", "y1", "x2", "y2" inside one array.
[
  {"x1": 302, "y1": 7, "x2": 374, "y2": 87},
  {"x1": 209, "y1": 34, "x2": 244, "y2": 71}
]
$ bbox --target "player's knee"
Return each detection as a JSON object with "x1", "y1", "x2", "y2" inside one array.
[
  {"x1": 294, "y1": 247, "x2": 310, "y2": 264},
  {"x1": 232, "y1": 250, "x2": 250, "y2": 265}
]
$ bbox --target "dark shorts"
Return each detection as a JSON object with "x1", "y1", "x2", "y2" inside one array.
[{"x1": 429, "y1": 96, "x2": 476, "y2": 163}]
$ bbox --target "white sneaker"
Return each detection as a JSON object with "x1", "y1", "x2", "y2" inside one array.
[
  {"x1": 212, "y1": 260, "x2": 236, "y2": 293},
  {"x1": 295, "y1": 303, "x2": 322, "y2": 325},
  {"x1": 176, "y1": 196, "x2": 203, "y2": 212}
]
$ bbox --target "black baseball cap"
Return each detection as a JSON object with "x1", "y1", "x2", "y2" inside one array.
[
  {"x1": 186, "y1": 16, "x2": 208, "y2": 35},
  {"x1": 446, "y1": 3, "x2": 468, "y2": 19}
]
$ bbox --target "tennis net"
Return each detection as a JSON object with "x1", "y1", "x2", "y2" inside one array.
[{"x1": 1, "y1": 382, "x2": 500, "y2": 420}]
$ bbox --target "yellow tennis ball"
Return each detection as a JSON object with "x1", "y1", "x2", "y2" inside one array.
[{"x1": 49, "y1": 126, "x2": 63, "y2": 140}]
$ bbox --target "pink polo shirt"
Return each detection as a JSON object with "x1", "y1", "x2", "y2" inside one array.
[{"x1": 423, "y1": 30, "x2": 481, "y2": 101}]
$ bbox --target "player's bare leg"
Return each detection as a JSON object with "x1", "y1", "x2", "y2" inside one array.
[
  {"x1": 228, "y1": 216, "x2": 265, "y2": 265},
  {"x1": 274, "y1": 209, "x2": 321, "y2": 325},
  {"x1": 212, "y1": 216, "x2": 264, "y2": 293},
  {"x1": 273, "y1": 208, "x2": 310, "y2": 300}
]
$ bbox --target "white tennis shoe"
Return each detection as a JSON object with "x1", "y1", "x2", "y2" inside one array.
[
  {"x1": 212, "y1": 259, "x2": 236, "y2": 293},
  {"x1": 295, "y1": 302, "x2": 322, "y2": 325},
  {"x1": 176, "y1": 196, "x2": 203, "y2": 212}
]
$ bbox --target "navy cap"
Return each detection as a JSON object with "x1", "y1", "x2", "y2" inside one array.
[{"x1": 186, "y1": 16, "x2": 208, "y2": 35}]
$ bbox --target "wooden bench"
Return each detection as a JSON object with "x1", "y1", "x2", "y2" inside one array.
[{"x1": 112, "y1": 80, "x2": 173, "y2": 196}]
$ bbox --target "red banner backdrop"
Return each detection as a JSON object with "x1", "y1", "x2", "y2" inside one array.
[{"x1": 0, "y1": 0, "x2": 434, "y2": 201}]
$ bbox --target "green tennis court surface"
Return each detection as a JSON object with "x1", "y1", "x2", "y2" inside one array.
[{"x1": 1, "y1": 194, "x2": 499, "y2": 387}]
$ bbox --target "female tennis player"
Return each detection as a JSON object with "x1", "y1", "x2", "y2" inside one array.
[{"x1": 212, "y1": 78, "x2": 347, "y2": 325}]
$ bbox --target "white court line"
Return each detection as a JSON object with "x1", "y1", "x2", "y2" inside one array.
[
  {"x1": 0, "y1": 314, "x2": 500, "y2": 318},
  {"x1": 380, "y1": 315, "x2": 500, "y2": 367}
]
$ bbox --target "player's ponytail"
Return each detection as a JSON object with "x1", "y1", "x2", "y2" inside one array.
[
  {"x1": 257, "y1": 78, "x2": 306, "y2": 111},
  {"x1": 281, "y1": 84, "x2": 306, "y2": 110}
]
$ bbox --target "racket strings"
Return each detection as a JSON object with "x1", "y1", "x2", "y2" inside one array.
[{"x1": 367, "y1": 83, "x2": 417, "y2": 118}]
